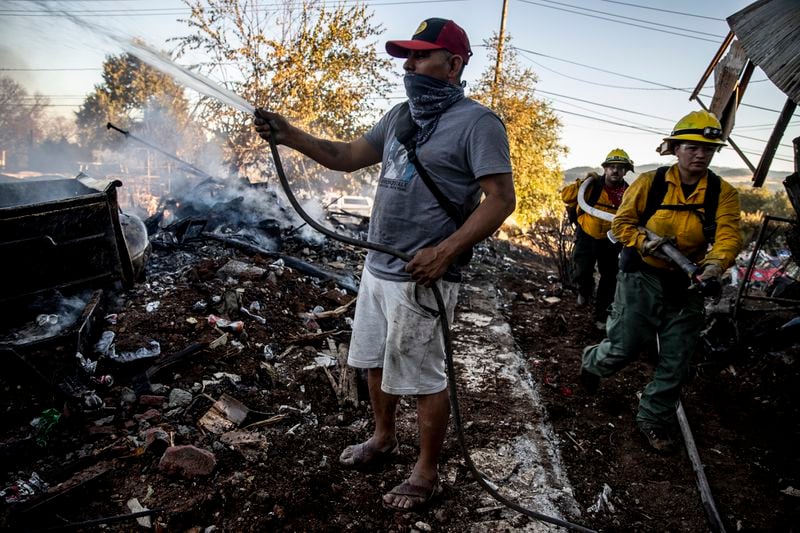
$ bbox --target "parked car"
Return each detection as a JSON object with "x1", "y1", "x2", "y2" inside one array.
[{"x1": 331, "y1": 195, "x2": 373, "y2": 218}]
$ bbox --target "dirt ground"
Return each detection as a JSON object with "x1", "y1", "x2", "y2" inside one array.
[{"x1": 1, "y1": 233, "x2": 798, "y2": 532}]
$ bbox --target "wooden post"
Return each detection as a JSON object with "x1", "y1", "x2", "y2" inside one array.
[{"x1": 752, "y1": 97, "x2": 798, "y2": 187}]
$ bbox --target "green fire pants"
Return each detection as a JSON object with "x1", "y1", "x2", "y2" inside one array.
[{"x1": 582, "y1": 269, "x2": 704, "y2": 428}]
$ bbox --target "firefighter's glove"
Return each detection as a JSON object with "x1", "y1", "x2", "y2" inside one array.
[
  {"x1": 697, "y1": 263, "x2": 723, "y2": 283},
  {"x1": 640, "y1": 235, "x2": 675, "y2": 257}
]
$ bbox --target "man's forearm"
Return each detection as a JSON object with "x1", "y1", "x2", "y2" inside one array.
[
  {"x1": 282, "y1": 127, "x2": 359, "y2": 172},
  {"x1": 437, "y1": 191, "x2": 515, "y2": 261}
]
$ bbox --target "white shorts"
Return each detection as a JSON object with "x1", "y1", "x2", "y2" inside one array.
[{"x1": 348, "y1": 267, "x2": 459, "y2": 395}]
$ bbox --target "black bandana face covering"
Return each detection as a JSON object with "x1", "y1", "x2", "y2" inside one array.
[{"x1": 403, "y1": 72, "x2": 464, "y2": 146}]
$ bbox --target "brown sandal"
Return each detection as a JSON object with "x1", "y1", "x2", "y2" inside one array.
[
  {"x1": 338, "y1": 441, "x2": 400, "y2": 470},
  {"x1": 382, "y1": 478, "x2": 442, "y2": 511}
]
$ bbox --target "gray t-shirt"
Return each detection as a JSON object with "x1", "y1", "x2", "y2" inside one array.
[{"x1": 363, "y1": 98, "x2": 512, "y2": 282}]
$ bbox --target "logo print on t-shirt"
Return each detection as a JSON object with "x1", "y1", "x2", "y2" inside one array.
[{"x1": 379, "y1": 138, "x2": 415, "y2": 191}]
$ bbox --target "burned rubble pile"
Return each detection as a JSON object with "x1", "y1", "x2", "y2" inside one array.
[{"x1": 0, "y1": 176, "x2": 382, "y2": 531}]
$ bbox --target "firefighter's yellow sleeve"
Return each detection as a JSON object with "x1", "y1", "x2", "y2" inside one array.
[
  {"x1": 611, "y1": 171, "x2": 651, "y2": 252},
  {"x1": 702, "y1": 181, "x2": 742, "y2": 271},
  {"x1": 560, "y1": 179, "x2": 580, "y2": 207}
]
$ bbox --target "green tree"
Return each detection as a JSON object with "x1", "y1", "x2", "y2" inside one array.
[
  {"x1": 471, "y1": 35, "x2": 566, "y2": 228},
  {"x1": 172, "y1": 0, "x2": 392, "y2": 185},
  {"x1": 0, "y1": 76, "x2": 48, "y2": 169},
  {"x1": 75, "y1": 51, "x2": 198, "y2": 165}
]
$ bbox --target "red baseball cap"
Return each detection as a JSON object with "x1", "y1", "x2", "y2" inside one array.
[{"x1": 386, "y1": 18, "x2": 473, "y2": 64}]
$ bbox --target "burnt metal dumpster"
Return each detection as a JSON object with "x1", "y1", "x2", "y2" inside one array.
[{"x1": 0, "y1": 179, "x2": 136, "y2": 305}]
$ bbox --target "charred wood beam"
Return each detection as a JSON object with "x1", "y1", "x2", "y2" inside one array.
[
  {"x1": 202, "y1": 233, "x2": 358, "y2": 293},
  {"x1": 752, "y1": 98, "x2": 797, "y2": 187},
  {"x1": 677, "y1": 402, "x2": 728, "y2": 533},
  {"x1": 690, "y1": 31, "x2": 735, "y2": 102}
]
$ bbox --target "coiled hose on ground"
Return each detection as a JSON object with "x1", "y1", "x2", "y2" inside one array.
[{"x1": 267, "y1": 136, "x2": 596, "y2": 533}]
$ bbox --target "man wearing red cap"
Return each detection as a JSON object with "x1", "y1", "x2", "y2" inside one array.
[{"x1": 254, "y1": 18, "x2": 515, "y2": 510}]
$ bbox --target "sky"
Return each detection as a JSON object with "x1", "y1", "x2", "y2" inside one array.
[{"x1": 1, "y1": 0, "x2": 798, "y2": 178}]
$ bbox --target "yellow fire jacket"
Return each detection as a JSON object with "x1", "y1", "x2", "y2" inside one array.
[
  {"x1": 561, "y1": 172, "x2": 625, "y2": 239},
  {"x1": 611, "y1": 165, "x2": 742, "y2": 271}
]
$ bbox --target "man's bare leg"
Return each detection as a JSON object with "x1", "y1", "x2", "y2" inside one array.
[
  {"x1": 383, "y1": 388, "x2": 449, "y2": 509},
  {"x1": 339, "y1": 368, "x2": 399, "y2": 466}
]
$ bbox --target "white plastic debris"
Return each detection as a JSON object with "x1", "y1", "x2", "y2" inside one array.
[{"x1": 587, "y1": 483, "x2": 615, "y2": 514}]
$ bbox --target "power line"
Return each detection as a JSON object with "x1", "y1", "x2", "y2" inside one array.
[
  {"x1": 555, "y1": 107, "x2": 795, "y2": 163},
  {"x1": 537, "y1": 0, "x2": 726, "y2": 39},
  {"x1": 515, "y1": 0, "x2": 723, "y2": 44},
  {"x1": 596, "y1": 0, "x2": 724, "y2": 21},
  {"x1": 536, "y1": 88, "x2": 673, "y2": 122},
  {"x1": 512, "y1": 46, "x2": 785, "y2": 114},
  {"x1": 0, "y1": 0, "x2": 465, "y2": 16},
  {"x1": 517, "y1": 51, "x2": 691, "y2": 91}
]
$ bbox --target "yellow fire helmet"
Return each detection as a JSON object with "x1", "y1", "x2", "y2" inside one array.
[
  {"x1": 660, "y1": 110, "x2": 727, "y2": 155},
  {"x1": 601, "y1": 148, "x2": 634, "y2": 172}
]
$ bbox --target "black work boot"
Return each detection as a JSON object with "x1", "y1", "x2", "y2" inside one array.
[
  {"x1": 579, "y1": 368, "x2": 600, "y2": 394},
  {"x1": 639, "y1": 425, "x2": 677, "y2": 455}
]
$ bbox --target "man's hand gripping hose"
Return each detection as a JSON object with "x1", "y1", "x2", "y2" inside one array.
[
  {"x1": 576, "y1": 177, "x2": 720, "y2": 297},
  {"x1": 264, "y1": 128, "x2": 596, "y2": 532}
]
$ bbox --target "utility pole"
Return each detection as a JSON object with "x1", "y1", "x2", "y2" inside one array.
[{"x1": 491, "y1": 0, "x2": 509, "y2": 108}]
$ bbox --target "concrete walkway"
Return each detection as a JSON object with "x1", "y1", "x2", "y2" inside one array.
[{"x1": 442, "y1": 278, "x2": 584, "y2": 531}]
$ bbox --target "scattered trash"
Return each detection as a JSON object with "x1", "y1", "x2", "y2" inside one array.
[
  {"x1": 30, "y1": 408, "x2": 61, "y2": 446},
  {"x1": 145, "y1": 301, "x2": 161, "y2": 313},
  {"x1": 198, "y1": 394, "x2": 250, "y2": 434},
  {"x1": 1, "y1": 472, "x2": 48, "y2": 504},
  {"x1": 543, "y1": 296, "x2": 561, "y2": 304},
  {"x1": 193, "y1": 300, "x2": 208, "y2": 311},
  {"x1": 75, "y1": 351, "x2": 98, "y2": 374},
  {"x1": 111, "y1": 340, "x2": 161, "y2": 363},
  {"x1": 36, "y1": 314, "x2": 59, "y2": 327},
  {"x1": 127, "y1": 497, "x2": 153, "y2": 528},
  {"x1": 239, "y1": 306, "x2": 266, "y2": 324},
  {"x1": 94, "y1": 330, "x2": 116, "y2": 357},
  {"x1": 304, "y1": 355, "x2": 336, "y2": 371},
  {"x1": 781, "y1": 486, "x2": 800, "y2": 498},
  {"x1": 104, "y1": 313, "x2": 118, "y2": 324},
  {"x1": 587, "y1": 483, "x2": 615, "y2": 514},
  {"x1": 207, "y1": 314, "x2": 244, "y2": 334}
]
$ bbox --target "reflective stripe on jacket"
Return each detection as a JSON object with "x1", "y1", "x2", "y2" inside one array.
[
  {"x1": 611, "y1": 164, "x2": 742, "y2": 271},
  {"x1": 561, "y1": 173, "x2": 623, "y2": 239}
]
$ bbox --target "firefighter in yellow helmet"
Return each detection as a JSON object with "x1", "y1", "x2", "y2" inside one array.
[
  {"x1": 581, "y1": 110, "x2": 742, "y2": 454},
  {"x1": 561, "y1": 148, "x2": 632, "y2": 328}
]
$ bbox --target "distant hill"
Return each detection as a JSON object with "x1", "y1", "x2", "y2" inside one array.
[{"x1": 563, "y1": 165, "x2": 791, "y2": 192}]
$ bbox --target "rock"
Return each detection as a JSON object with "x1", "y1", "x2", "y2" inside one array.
[
  {"x1": 168, "y1": 388, "x2": 193, "y2": 409},
  {"x1": 119, "y1": 387, "x2": 137, "y2": 405},
  {"x1": 139, "y1": 395, "x2": 167, "y2": 407},
  {"x1": 414, "y1": 522, "x2": 432, "y2": 532},
  {"x1": 158, "y1": 445, "x2": 216, "y2": 478},
  {"x1": 142, "y1": 427, "x2": 170, "y2": 454},
  {"x1": 134, "y1": 409, "x2": 162, "y2": 424}
]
